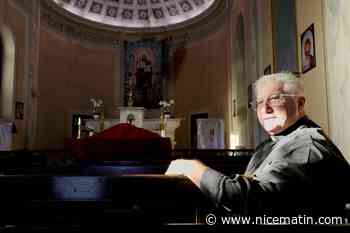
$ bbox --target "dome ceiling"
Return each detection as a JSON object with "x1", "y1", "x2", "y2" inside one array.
[{"x1": 53, "y1": 0, "x2": 217, "y2": 30}]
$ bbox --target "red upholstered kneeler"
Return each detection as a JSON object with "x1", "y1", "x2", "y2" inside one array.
[{"x1": 65, "y1": 123, "x2": 172, "y2": 161}]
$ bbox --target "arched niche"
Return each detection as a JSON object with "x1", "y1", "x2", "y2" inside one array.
[{"x1": 0, "y1": 25, "x2": 15, "y2": 120}]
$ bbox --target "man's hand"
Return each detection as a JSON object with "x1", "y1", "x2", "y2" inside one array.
[{"x1": 165, "y1": 159, "x2": 208, "y2": 187}]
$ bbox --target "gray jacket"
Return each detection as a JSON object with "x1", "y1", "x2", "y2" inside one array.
[{"x1": 200, "y1": 116, "x2": 350, "y2": 216}]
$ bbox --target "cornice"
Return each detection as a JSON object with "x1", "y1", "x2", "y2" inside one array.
[{"x1": 41, "y1": 0, "x2": 120, "y2": 48}]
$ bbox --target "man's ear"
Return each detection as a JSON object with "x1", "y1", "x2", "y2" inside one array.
[{"x1": 298, "y1": 96, "x2": 306, "y2": 113}]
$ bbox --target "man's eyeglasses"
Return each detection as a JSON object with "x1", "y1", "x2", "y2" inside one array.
[{"x1": 250, "y1": 93, "x2": 300, "y2": 111}]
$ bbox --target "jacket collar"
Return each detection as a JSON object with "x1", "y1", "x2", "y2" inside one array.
[{"x1": 270, "y1": 116, "x2": 318, "y2": 142}]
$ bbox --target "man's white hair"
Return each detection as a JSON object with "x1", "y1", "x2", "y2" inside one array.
[{"x1": 254, "y1": 72, "x2": 304, "y2": 97}]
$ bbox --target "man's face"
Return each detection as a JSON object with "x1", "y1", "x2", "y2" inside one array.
[{"x1": 256, "y1": 81, "x2": 305, "y2": 135}]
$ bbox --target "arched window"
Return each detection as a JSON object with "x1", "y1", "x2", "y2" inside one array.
[
  {"x1": 0, "y1": 26, "x2": 15, "y2": 120},
  {"x1": 0, "y1": 26, "x2": 16, "y2": 150},
  {"x1": 0, "y1": 36, "x2": 3, "y2": 91},
  {"x1": 0, "y1": 35, "x2": 3, "y2": 118}
]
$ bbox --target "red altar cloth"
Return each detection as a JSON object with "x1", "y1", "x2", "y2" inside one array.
[{"x1": 65, "y1": 123, "x2": 172, "y2": 161}]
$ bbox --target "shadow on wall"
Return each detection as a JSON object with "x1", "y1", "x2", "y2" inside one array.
[{"x1": 173, "y1": 47, "x2": 186, "y2": 78}]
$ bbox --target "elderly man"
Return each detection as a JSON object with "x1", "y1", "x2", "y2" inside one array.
[{"x1": 166, "y1": 72, "x2": 350, "y2": 217}]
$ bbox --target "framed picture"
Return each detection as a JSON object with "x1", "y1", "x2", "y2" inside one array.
[
  {"x1": 124, "y1": 40, "x2": 168, "y2": 109},
  {"x1": 15, "y1": 101, "x2": 24, "y2": 120},
  {"x1": 197, "y1": 118, "x2": 224, "y2": 149},
  {"x1": 301, "y1": 23, "x2": 316, "y2": 73},
  {"x1": 264, "y1": 64, "x2": 272, "y2": 75},
  {"x1": 190, "y1": 112, "x2": 208, "y2": 149}
]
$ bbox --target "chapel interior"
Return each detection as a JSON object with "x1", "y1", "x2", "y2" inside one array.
[{"x1": 0, "y1": 0, "x2": 350, "y2": 231}]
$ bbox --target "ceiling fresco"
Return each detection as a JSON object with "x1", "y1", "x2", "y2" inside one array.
[{"x1": 53, "y1": 0, "x2": 217, "y2": 29}]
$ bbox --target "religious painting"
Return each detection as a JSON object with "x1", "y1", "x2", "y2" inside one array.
[
  {"x1": 271, "y1": 0, "x2": 298, "y2": 73},
  {"x1": 301, "y1": 23, "x2": 316, "y2": 73},
  {"x1": 124, "y1": 40, "x2": 167, "y2": 109}
]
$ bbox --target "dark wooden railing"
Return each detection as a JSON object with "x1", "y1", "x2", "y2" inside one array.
[
  {"x1": 172, "y1": 148, "x2": 254, "y2": 159},
  {"x1": 0, "y1": 148, "x2": 254, "y2": 175},
  {"x1": 0, "y1": 149, "x2": 349, "y2": 231}
]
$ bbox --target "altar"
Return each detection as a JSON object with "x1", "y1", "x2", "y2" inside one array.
[{"x1": 85, "y1": 107, "x2": 181, "y2": 147}]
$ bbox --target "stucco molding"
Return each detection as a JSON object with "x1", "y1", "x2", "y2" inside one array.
[
  {"x1": 41, "y1": 1, "x2": 120, "y2": 48},
  {"x1": 40, "y1": 0, "x2": 231, "y2": 50}
]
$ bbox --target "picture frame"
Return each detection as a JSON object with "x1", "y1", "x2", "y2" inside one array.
[
  {"x1": 15, "y1": 101, "x2": 24, "y2": 120},
  {"x1": 301, "y1": 23, "x2": 316, "y2": 73}
]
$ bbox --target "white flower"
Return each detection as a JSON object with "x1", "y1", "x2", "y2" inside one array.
[
  {"x1": 90, "y1": 99, "x2": 103, "y2": 107},
  {"x1": 159, "y1": 99, "x2": 174, "y2": 117},
  {"x1": 159, "y1": 99, "x2": 174, "y2": 108}
]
